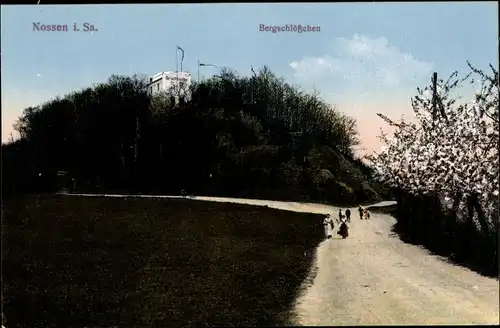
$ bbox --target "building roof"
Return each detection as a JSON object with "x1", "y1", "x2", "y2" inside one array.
[{"x1": 149, "y1": 71, "x2": 191, "y2": 84}]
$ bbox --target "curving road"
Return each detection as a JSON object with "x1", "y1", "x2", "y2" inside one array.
[{"x1": 67, "y1": 194, "x2": 500, "y2": 325}]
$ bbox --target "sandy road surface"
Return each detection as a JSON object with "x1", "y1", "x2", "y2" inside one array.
[{"x1": 66, "y1": 194, "x2": 499, "y2": 325}]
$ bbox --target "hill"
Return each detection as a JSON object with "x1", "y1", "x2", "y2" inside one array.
[{"x1": 2, "y1": 66, "x2": 385, "y2": 204}]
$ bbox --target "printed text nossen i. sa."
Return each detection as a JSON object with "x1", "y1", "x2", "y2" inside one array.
[{"x1": 33, "y1": 22, "x2": 98, "y2": 32}]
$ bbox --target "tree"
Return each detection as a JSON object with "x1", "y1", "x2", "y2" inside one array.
[
  {"x1": 368, "y1": 62, "x2": 498, "y2": 240},
  {"x1": 5, "y1": 66, "x2": 376, "y2": 204}
]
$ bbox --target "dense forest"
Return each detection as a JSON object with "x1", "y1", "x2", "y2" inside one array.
[{"x1": 2, "y1": 66, "x2": 387, "y2": 204}]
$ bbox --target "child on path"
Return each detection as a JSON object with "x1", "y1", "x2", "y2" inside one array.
[{"x1": 358, "y1": 206, "x2": 364, "y2": 220}]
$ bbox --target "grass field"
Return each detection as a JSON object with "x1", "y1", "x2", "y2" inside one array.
[{"x1": 2, "y1": 195, "x2": 325, "y2": 327}]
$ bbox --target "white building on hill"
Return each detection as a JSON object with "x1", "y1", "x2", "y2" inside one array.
[{"x1": 147, "y1": 71, "x2": 192, "y2": 101}]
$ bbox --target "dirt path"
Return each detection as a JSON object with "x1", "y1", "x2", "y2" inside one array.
[
  {"x1": 67, "y1": 194, "x2": 500, "y2": 325},
  {"x1": 291, "y1": 207, "x2": 499, "y2": 325}
]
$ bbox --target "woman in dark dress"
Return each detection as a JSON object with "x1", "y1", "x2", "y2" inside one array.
[{"x1": 338, "y1": 218, "x2": 349, "y2": 239}]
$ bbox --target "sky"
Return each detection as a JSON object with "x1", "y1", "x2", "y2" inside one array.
[{"x1": 1, "y1": 3, "x2": 498, "y2": 154}]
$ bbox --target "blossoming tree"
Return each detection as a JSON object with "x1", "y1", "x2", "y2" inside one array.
[{"x1": 367, "y1": 62, "x2": 499, "y2": 235}]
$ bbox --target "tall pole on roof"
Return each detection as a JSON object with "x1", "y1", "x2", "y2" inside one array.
[
  {"x1": 197, "y1": 62, "x2": 218, "y2": 84},
  {"x1": 178, "y1": 46, "x2": 184, "y2": 73},
  {"x1": 175, "y1": 45, "x2": 179, "y2": 97},
  {"x1": 175, "y1": 45, "x2": 178, "y2": 74}
]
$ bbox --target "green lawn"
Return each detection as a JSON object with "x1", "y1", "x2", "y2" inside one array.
[{"x1": 2, "y1": 195, "x2": 325, "y2": 327}]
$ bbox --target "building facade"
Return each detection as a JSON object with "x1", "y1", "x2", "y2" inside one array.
[{"x1": 147, "y1": 71, "x2": 191, "y2": 101}]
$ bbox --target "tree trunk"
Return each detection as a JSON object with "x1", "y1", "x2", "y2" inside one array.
[
  {"x1": 470, "y1": 193, "x2": 490, "y2": 236},
  {"x1": 120, "y1": 140, "x2": 126, "y2": 178},
  {"x1": 461, "y1": 194, "x2": 478, "y2": 257}
]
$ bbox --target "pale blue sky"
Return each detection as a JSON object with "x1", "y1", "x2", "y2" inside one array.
[{"x1": 1, "y1": 3, "x2": 498, "y2": 152}]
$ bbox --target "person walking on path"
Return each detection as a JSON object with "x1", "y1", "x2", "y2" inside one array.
[
  {"x1": 358, "y1": 206, "x2": 364, "y2": 220},
  {"x1": 338, "y1": 209, "x2": 343, "y2": 223},
  {"x1": 338, "y1": 217, "x2": 349, "y2": 239},
  {"x1": 345, "y1": 209, "x2": 351, "y2": 223},
  {"x1": 323, "y1": 215, "x2": 334, "y2": 239},
  {"x1": 364, "y1": 209, "x2": 371, "y2": 220}
]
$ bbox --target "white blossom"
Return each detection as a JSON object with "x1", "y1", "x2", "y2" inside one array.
[{"x1": 368, "y1": 64, "x2": 499, "y2": 227}]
